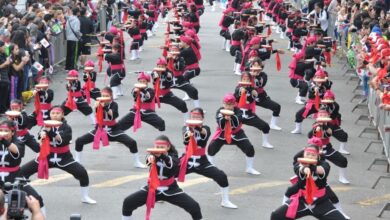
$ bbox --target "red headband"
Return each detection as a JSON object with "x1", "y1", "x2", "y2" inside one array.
[
  {"x1": 51, "y1": 107, "x2": 63, "y2": 113},
  {"x1": 10, "y1": 103, "x2": 21, "y2": 108},
  {"x1": 191, "y1": 111, "x2": 202, "y2": 116},
  {"x1": 154, "y1": 140, "x2": 170, "y2": 147},
  {"x1": 0, "y1": 124, "x2": 13, "y2": 130}
]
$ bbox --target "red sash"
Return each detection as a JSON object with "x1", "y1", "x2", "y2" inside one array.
[
  {"x1": 0, "y1": 166, "x2": 20, "y2": 173},
  {"x1": 16, "y1": 128, "x2": 29, "y2": 137},
  {"x1": 50, "y1": 145, "x2": 70, "y2": 154}
]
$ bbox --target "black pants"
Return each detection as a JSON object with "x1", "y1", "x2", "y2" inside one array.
[
  {"x1": 183, "y1": 68, "x2": 200, "y2": 81},
  {"x1": 328, "y1": 124, "x2": 348, "y2": 142},
  {"x1": 66, "y1": 40, "x2": 79, "y2": 70},
  {"x1": 21, "y1": 160, "x2": 90, "y2": 187},
  {"x1": 233, "y1": 49, "x2": 242, "y2": 63},
  {"x1": 295, "y1": 104, "x2": 317, "y2": 123},
  {"x1": 159, "y1": 92, "x2": 188, "y2": 113},
  {"x1": 62, "y1": 99, "x2": 93, "y2": 116},
  {"x1": 270, "y1": 200, "x2": 347, "y2": 220},
  {"x1": 285, "y1": 185, "x2": 339, "y2": 204},
  {"x1": 173, "y1": 83, "x2": 199, "y2": 100},
  {"x1": 242, "y1": 113, "x2": 270, "y2": 134},
  {"x1": 256, "y1": 95, "x2": 281, "y2": 117},
  {"x1": 187, "y1": 163, "x2": 229, "y2": 187},
  {"x1": 0, "y1": 82, "x2": 9, "y2": 114},
  {"x1": 290, "y1": 78, "x2": 308, "y2": 97},
  {"x1": 208, "y1": 133, "x2": 255, "y2": 157},
  {"x1": 117, "y1": 110, "x2": 165, "y2": 132},
  {"x1": 19, "y1": 133, "x2": 40, "y2": 153},
  {"x1": 75, "y1": 130, "x2": 138, "y2": 153},
  {"x1": 122, "y1": 190, "x2": 202, "y2": 219},
  {"x1": 107, "y1": 69, "x2": 125, "y2": 87},
  {"x1": 323, "y1": 144, "x2": 348, "y2": 168}
]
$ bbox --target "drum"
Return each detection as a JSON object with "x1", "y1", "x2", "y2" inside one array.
[
  {"x1": 134, "y1": 83, "x2": 147, "y2": 89},
  {"x1": 43, "y1": 120, "x2": 63, "y2": 127},
  {"x1": 147, "y1": 148, "x2": 167, "y2": 154},
  {"x1": 220, "y1": 109, "x2": 234, "y2": 116},
  {"x1": 297, "y1": 158, "x2": 318, "y2": 165},
  {"x1": 96, "y1": 97, "x2": 112, "y2": 102},
  {"x1": 84, "y1": 67, "x2": 94, "y2": 72},
  {"x1": 35, "y1": 84, "x2": 49, "y2": 89},
  {"x1": 185, "y1": 119, "x2": 203, "y2": 127},
  {"x1": 5, "y1": 111, "x2": 21, "y2": 118}
]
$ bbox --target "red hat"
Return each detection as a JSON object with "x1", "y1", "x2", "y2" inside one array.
[
  {"x1": 323, "y1": 90, "x2": 335, "y2": 100},
  {"x1": 249, "y1": 36, "x2": 261, "y2": 45},
  {"x1": 110, "y1": 26, "x2": 118, "y2": 35},
  {"x1": 148, "y1": 4, "x2": 156, "y2": 10},
  {"x1": 137, "y1": 72, "x2": 151, "y2": 82},
  {"x1": 185, "y1": 29, "x2": 199, "y2": 42},
  {"x1": 85, "y1": 60, "x2": 95, "y2": 67},
  {"x1": 306, "y1": 36, "x2": 317, "y2": 45},
  {"x1": 67, "y1": 70, "x2": 79, "y2": 77},
  {"x1": 156, "y1": 58, "x2": 167, "y2": 65},
  {"x1": 223, "y1": 7, "x2": 235, "y2": 14},
  {"x1": 307, "y1": 137, "x2": 322, "y2": 147},
  {"x1": 314, "y1": 69, "x2": 327, "y2": 79},
  {"x1": 242, "y1": 2, "x2": 252, "y2": 9},
  {"x1": 182, "y1": 21, "x2": 193, "y2": 28},
  {"x1": 249, "y1": 50, "x2": 258, "y2": 58},
  {"x1": 293, "y1": 50, "x2": 305, "y2": 60},
  {"x1": 180, "y1": 35, "x2": 192, "y2": 45},
  {"x1": 223, "y1": 93, "x2": 236, "y2": 104}
]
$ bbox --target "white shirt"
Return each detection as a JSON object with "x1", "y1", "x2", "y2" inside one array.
[{"x1": 308, "y1": 9, "x2": 329, "y2": 31}]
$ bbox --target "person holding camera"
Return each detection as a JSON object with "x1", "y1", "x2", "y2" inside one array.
[
  {"x1": 0, "y1": 120, "x2": 46, "y2": 217},
  {"x1": 0, "y1": 190, "x2": 45, "y2": 220}
]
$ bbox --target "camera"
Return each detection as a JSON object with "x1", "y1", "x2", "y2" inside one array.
[{"x1": 4, "y1": 178, "x2": 30, "y2": 220}]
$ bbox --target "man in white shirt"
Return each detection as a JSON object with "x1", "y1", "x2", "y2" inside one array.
[{"x1": 307, "y1": 3, "x2": 329, "y2": 36}]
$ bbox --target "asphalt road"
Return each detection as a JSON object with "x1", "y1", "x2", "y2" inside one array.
[{"x1": 20, "y1": 5, "x2": 390, "y2": 220}]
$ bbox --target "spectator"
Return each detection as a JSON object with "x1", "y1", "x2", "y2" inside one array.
[
  {"x1": 307, "y1": 2, "x2": 329, "y2": 36},
  {"x1": 9, "y1": 44, "x2": 30, "y2": 101},
  {"x1": 0, "y1": 41, "x2": 10, "y2": 114},
  {"x1": 78, "y1": 7, "x2": 94, "y2": 68},
  {"x1": 3, "y1": 0, "x2": 21, "y2": 18},
  {"x1": 65, "y1": 7, "x2": 81, "y2": 71}
]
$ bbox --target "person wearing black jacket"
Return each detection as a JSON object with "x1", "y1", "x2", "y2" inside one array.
[
  {"x1": 78, "y1": 7, "x2": 95, "y2": 68},
  {"x1": 0, "y1": 41, "x2": 10, "y2": 114},
  {"x1": 121, "y1": 135, "x2": 203, "y2": 220}
]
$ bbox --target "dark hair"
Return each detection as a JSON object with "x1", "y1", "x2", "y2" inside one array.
[
  {"x1": 72, "y1": 7, "x2": 80, "y2": 15},
  {"x1": 190, "y1": 108, "x2": 204, "y2": 118},
  {"x1": 101, "y1": 86, "x2": 113, "y2": 95},
  {"x1": 155, "y1": 135, "x2": 178, "y2": 155},
  {"x1": 241, "y1": 72, "x2": 252, "y2": 80},
  {"x1": 10, "y1": 99, "x2": 23, "y2": 106},
  {"x1": 80, "y1": 7, "x2": 87, "y2": 16},
  {"x1": 0, "y1": 120, "x2": 16, "y2": 132}
]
